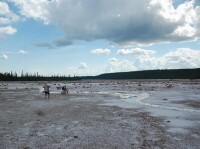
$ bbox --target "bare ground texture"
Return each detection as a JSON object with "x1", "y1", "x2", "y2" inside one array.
[{"x1": 0, "y1": 80, "x2": 200, "y2": 149}]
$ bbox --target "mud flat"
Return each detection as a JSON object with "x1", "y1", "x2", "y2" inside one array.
[{"x1": 0, "y1": 80, "x2": 200, "y2": 149}]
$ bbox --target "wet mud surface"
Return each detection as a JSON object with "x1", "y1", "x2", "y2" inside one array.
[{"x1": 0, "y1": 80, "x2": 200, "y2": 149}]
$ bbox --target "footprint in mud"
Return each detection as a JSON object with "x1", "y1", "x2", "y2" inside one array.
[{"x1": 36, "y1": 110, "x2": 45, "y2": 116}]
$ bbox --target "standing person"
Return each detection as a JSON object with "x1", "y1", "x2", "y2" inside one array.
[
  {"x1": 43, "y1": 83, "x2": 50, "y2": 99},
  {"x1": 61, "y1": 85, "x2": 68, "y2": 95}
]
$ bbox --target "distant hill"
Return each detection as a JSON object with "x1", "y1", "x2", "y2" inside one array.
[{"x1": 81, "y1": 68, "x2": 200, "y2": 80}]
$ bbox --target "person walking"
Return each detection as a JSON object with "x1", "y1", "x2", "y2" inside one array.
[{"x1": 43, "y1": 83, "x2": 50, "y2": 99}]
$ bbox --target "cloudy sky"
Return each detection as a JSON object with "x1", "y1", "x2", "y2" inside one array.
[{"x1": 0, "y1": 0, "x2": 200, "y2": 76}]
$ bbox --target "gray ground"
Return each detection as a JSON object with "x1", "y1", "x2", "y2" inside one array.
[{"x1": 0, "y1": 80, "x2": 200, "y2": 149}]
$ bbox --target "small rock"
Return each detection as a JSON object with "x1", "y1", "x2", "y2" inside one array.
[
  {"x1": 8, "y1": 121, "x2": 13, "y2": 124},
  {"x1": 36, "y1": 110, "x2": 44, "y2": 116},
  {"x1": 74, "y1": 136, "x2": 78, "y2": 138}
]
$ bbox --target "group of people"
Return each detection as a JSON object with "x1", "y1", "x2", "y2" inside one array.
[{"x1": 43, "y1": 83, "x2": 68, "y2": 99}]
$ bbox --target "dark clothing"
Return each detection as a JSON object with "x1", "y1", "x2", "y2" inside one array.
[
  {"x1": 62, "y1": 86, "x2": 67, "y2": 91},
  {"x1": 44, "y1": 91, "x2": 49, "y2": 95}
]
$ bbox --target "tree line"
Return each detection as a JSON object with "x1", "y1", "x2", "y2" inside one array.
[
  {"x1": 81, "y1": 68, "x2": 200, "y2": 80},
  {"x1": 1, "y1": 68, "x2": 200, "y2": 81},
  {"x1": 0, "y1": 71, "x2": 80, "y2": 81}
]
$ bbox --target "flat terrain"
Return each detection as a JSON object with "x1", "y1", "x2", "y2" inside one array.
[{"x1": 0, "y1": 80, "x2": 200, "y2": 149}]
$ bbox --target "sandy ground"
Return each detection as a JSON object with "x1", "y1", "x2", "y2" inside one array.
[{"x1": 0, "y1": 80, "x2": 200, "y2": 149}]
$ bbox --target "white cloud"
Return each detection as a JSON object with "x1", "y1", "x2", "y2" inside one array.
[
  {"x1": 134, "y1": 55, "x2": 159, "y2": 70},
  {"x1": 0, "y1": 2, "x2": 19, "y2": 24},
  {"x1": 105, "y1": 58, "x2": 136, "y2": 73},
  {"x1": 16, "y1": 48, "x2": 200, "y2": 76},
  {"x1": 78, "y1": 62, "x2": 88, "y2": 69},
  {"x1": 10, "y1": 0, "x2": 200, "y2": 46},
  {"x1": 91, "y1": 48, "x2": 111, "y2": 55},
  {"x1": 10, "y1": 0, "x2": 49, "y2": 23},
  {"x1": 66, "y1": 59, "x2": 136, "y2": 75},
  {"x1": 132, "y1": 48, "x2": 200, "y2": 70},
  {"x1": 64, "y1": 62, "x2": 103, "y2": 76},
  {"x1": 173, "y1": 24, "x2": 197, "y2": 38},
  {"x1": 117, "y1": 48, "x2": 156, "y2": 56},
  {"x1": 160, "y1": 48, "x2": 200, "y2": 69},
  {"x1": 0, "y1": 50, "x2": 29, "y2": 60},
  {"x1": 18, "y1": 50, "x2": 29, "y2": 54},
  {"x1": 0, "y1": 26, "x2": 17, "y2": 37},
  {"x1": 117, "y1": 47, "x2": 200, "y2": 70},
  {"x1": 109, "y1": 58, "x2": 118, "y2": 63},
  {"x1": 0, "y1": 54, "x2": 8, "y2": 60},
  {"x1": 0, "y1": 2, "x2": 19, "y2": 38}
]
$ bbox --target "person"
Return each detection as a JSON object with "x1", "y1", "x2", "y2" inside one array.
[
  {"x1": 61, "y1": 85, "x2": 68, "y2": 95},
  {"x1": 43, "y1": 83, "x2": 50, "y2": 98}
]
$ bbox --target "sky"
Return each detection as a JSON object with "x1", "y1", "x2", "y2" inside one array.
[{"x1": 0, "y1": 0, "x2": 200, "y2": 76}]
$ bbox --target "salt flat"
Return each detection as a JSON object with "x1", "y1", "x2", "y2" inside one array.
[{"x1": 0, "y1": 80, "x2": 200, "y2": 149}]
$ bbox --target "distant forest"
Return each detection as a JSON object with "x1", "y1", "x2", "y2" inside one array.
[
  {"x1": 1, "y1": 68, "x2": 200, "y2": 81},
  {"x1": 82, "y1": 68, "x2": 200, "y2": 80},
  {"x1": 0, "y1": 71, "x2": 80, "y2": 81}
]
